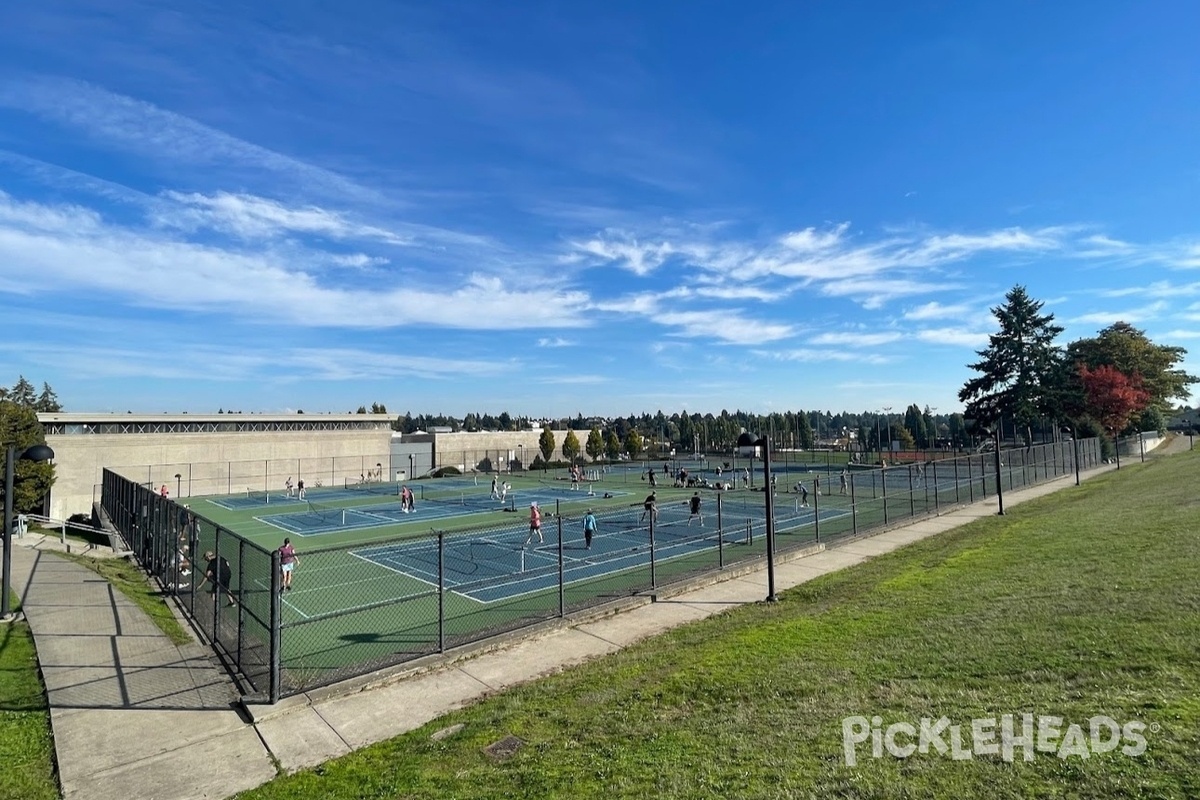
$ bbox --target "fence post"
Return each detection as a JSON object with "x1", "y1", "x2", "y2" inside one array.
[
  {"x1": 717, "y1": 493, "x2": 724, "y2": 569},
  {"x1": 557, "y1": 501, "x2": 565, "y2": 617},
  {"x1": 908, "y1": 465, "x2": 915, "y2": 517},
  {"x1": 269, "y1": 548, "x2": 282, "y2": 704},
  {"x1": 932, "y1": 460, "x2": 939, "y2": 513},
  {"x1": 812, "y1": 478, "x2": 820, "y2": 543},
  {"x1": 438, "y1": 531, "x2": 445, "y2": 653},
  {"x1": 850, "y1": 473, "x2": 858, "y2": 537},
  {"x1": 881, "y1": 466, "x2": 889, "y2": 525},
  {"x1": 237, "y1": 539, "x2": 245, "y2": 672},
  {"x1": 967, "y1": 455, "x2": 974, "y2": 502},
  {"x1": 648, "y1": 509, "x2": 656, "y2": 590}
]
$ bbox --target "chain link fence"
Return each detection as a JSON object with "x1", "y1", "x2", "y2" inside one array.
[{"x1": 100, "y1": 435, "x2": 1102, "y2": 702}]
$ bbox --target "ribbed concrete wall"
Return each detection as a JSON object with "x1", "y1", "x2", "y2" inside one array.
[{"x1": 44, "y1": 429, "x2": 393, "y2": 519}]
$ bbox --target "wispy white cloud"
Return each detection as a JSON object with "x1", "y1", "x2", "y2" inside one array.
[
  {"x1": 0, "y1": 191, "x2": 589, "y2": 330},
  {"x1": 537, "y1": 337, "x2": 576, "y2": 348},
  {"x1": 1069, "y1": 302, "x2": 1168, "y2": 326},
  {"x1": 0, "y1": 76, "x2": 379, "y2": 202},
  {"x1": 810, "y1": 331, "x2": 903, "y2": 347},
  {"x1": 571, "y1": 232, "x2": 674, "y2": 276},
  {"x1": 0, "y1": 340, "x2": 508, "y2": 382},
  {"x1": 760, "y1": 349, "x2": 889, "y2": 364},
  {"x1": 915, "y1": 328, "x2": 990, "y2": 348},
  {"x1": 155, "y1": 191, "x2": 409, "y2": 243},
  {"x1": 903, "y1": 301, "x2": 975, "y2": 320}
]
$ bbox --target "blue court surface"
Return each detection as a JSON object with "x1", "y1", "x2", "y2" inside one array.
[
  {"x1": 251, "y1": 486, "x2": 632, "y2": 536},
  {"x1": 348, "y1": 505, "x2": 850, "y2": 604}
]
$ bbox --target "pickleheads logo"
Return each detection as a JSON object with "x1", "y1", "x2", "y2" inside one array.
[{"x1": 841, "y1": 715, "x2": 1153, "y2": 766}]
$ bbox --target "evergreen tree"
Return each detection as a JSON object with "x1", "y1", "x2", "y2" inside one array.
[
  {"x1": 959, "y1": 285, "x2": 1065, "y2": 440},
  {"x1": 35, "y1": 382, "x2": 62, "y2": 413},
  {"x1": 0, "y1": 401, "x2": 56, "y2": 513},
  {"x1": 9, "y1": 376, "x2": 36, "y2": 407}
]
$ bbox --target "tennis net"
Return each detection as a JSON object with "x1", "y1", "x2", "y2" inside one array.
[
  {"x1": 344, "y1": 478, "x2": 402, "y2": 496},
  {"x1": 246, "y1": 488, "x2": 269, "y2": 504},
  {"x1": 307, "y1": 500, "x2": 345, "y2": 526},
  {"x1": 419, "y1": 485, "x2": 516, "y2": 512}
]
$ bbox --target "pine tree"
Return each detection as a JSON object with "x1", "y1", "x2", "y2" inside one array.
[{"x1": 959, "y1": 285, "x2": 1064, "y2": 441}]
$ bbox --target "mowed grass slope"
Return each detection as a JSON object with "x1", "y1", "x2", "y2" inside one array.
[
  {"x1": 238, "y1": 452, "x2": 1200, "y2": 800},
  {"x1": 0, "y1": 595, "x2": 57, "y2": 800}
]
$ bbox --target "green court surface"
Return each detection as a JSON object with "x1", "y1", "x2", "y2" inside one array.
[{"x1": 177, "y1": 453, "x2": 1068, "y2": 695}]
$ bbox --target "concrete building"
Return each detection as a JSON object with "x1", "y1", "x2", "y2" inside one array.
[
  {"x1": 38, "y1": 413, "x2": 395, "y2": 519},
  {"x1": 36, "y1": 413, "x2": 565, "y2": 520}
]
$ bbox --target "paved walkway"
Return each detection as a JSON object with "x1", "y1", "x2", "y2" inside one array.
[{"x1": 10, "y1": 448, "x2": 1169, "y2": 800}]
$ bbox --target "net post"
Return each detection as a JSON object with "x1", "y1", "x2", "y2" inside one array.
[
  {"x1": 437, "y1": 531, "x2": 445, "y2": 654},
  {"x1": 556, "y1": 501, "x2": 565, "y2": 618}
]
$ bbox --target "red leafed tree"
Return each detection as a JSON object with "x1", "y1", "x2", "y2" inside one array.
[{"x1": 1078, "y1": 364, "x2": 1151, "y2": 434}]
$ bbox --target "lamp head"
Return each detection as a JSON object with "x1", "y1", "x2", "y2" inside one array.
[{"x1": 20, "y1": 444, "x2": 54, "y2": 463}]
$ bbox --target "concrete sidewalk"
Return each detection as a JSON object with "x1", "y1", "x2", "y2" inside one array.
[
  {"x1": 9, "y1": 460, "x2": 1126, "y2": 800},
  {"x1": 7, "y1": 547, "x2": 276, "y2": 800}
]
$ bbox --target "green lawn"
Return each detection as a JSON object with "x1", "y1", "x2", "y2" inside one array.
[
  {"x1": 0, "y1": 594, "x2": 58, "y2": 800},
  {"x1": 236, "y1": 449, "x2": 1198, "y2": 799}
]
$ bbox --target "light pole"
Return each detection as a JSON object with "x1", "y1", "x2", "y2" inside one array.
[
  {"x1": 736, "y1": 431, "x2": 776, "y2": 602},
  {"x1": 1063, "y1": 426, "x2": 1080, "y2": 486},
  {"x1": 878, "y1": 410, "x2": 888, "y2": 460},
  {"x1": 986, "y1": 427, "x2": 1004, "y2": 515},
  {"x1": 882, "y1": 406, "x2": 893, "y2": 457},
  {"x1": 3, "y1": 444, "x2": 55, "y2": 619},
  {"x1": 1110, "y1": 429, "x2": 1120, "y2": 470},
  {"x1": 174, "y1": 472, "x2": 182, "y2": 498},
  {"x1": 408, "y1": 453, "x2": 414, "y2": 480}
]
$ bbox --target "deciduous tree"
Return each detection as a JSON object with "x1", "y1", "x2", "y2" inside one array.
[{"x1": 1078, "y1": 364, "x2": 1151, "y2": 435}]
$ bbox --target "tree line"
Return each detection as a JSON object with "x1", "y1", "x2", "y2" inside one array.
[
  {"x1": 0, "y1": 376, "x2": 60, "y2": 514},
  {"x1": 959, "y1": 285, "x2": 1194, "y2": 447}
]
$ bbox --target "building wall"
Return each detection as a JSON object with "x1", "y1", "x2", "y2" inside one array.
[
  {"x1": 37, "y1": 414, "x2": 588, "y2": 519},
  {"x1": 428, "y1": 430, "x2": 561, "y2": 472},
  {"x1": 39, "y1": 413, "x2": 393, "y2": 519}
]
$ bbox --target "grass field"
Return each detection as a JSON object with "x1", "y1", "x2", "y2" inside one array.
[
  {"x1": 0, "y1": 593, "x2": 58, "y2": 800},
  {"x1": 234, "y1": 447, "x2": 1196, "y2": 799}
]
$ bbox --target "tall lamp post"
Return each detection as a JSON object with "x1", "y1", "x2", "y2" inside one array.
[
  {"x1": 174, "y1": 472, "x2": 182, "y2": 498},
  {"x1": 1063, "y1": 426, "x2": 1080, "y2": 486},
  {"x1": 3, "y1": 444, "x2": 55, "y2": 620},
  {"x1": 1109, "y1": 429, "x2": 1120, "y2": 470},
  {"x1": 882, "y1": 406, "x2": 893, "y2": 458},
  {"x1": 736, "y1": 431, "x2": 776, "y2": 602},
  {"x1": 408, "y1": 453, "x2": 414, "y2": 480},
  {"x1": 985, "y1": 427, "x2": 1005, "y2": 515}
]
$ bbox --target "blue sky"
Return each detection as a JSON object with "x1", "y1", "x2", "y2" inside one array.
[{"x1": 2, "y1": 1, "x2": 1198, "y2": 418}]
